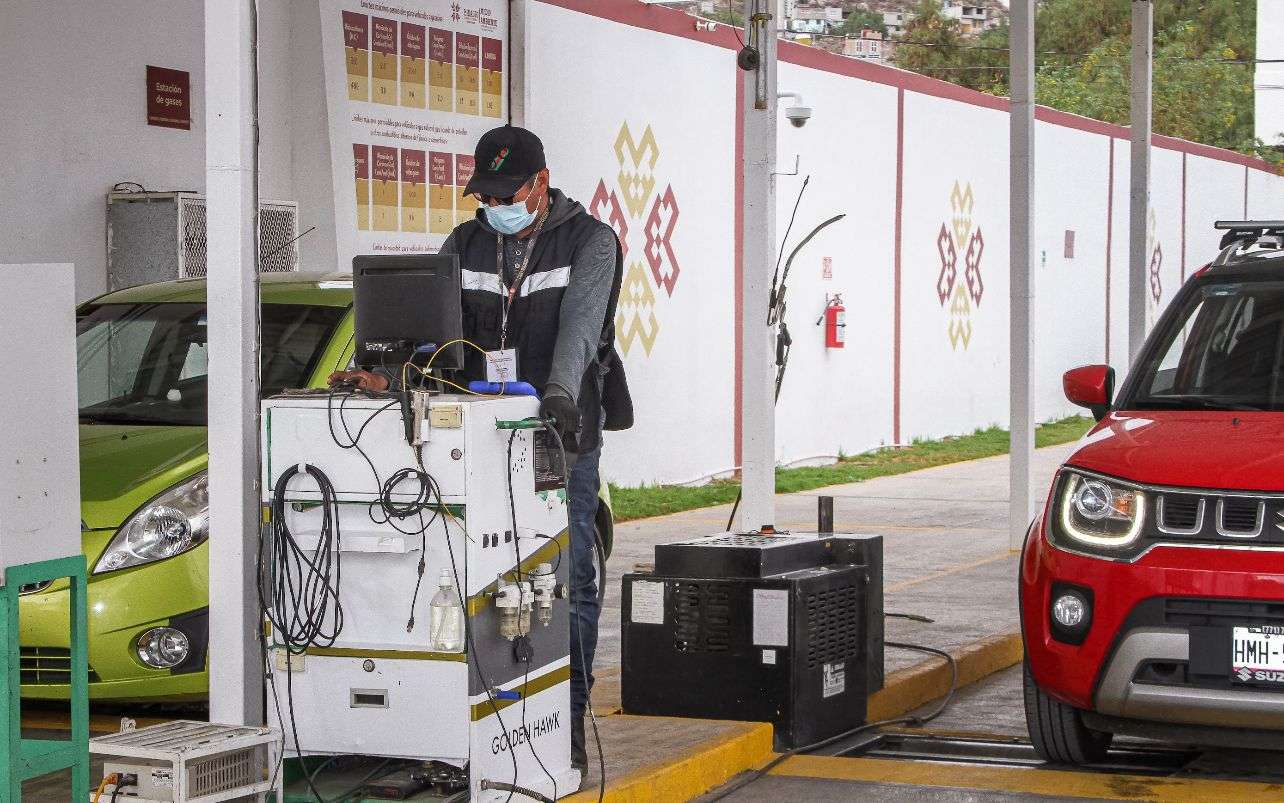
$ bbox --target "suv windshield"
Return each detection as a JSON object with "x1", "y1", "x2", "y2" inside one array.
[
  {"x1": 1127, "y1": 280, "x2": 1284, "y2": 412},
  {"x1": 77, "y1": 302, "x2": 346, "y2": 426}
]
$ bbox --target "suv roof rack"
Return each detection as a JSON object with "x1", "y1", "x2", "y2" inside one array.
[{"x1": 1212, "y1": 220, "x2": 1284, "y2": 266}]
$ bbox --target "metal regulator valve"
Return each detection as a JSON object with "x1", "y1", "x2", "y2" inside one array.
[
  {"x1": 494, "y1": 577, "x2": 534, "y2": 640},
  {"x1": 530, "y1": 562, "x2": 560, "y2": 627}
]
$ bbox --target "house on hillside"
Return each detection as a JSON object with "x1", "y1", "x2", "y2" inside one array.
[
  {"x1": 787, "y1": 3, "x2": 846, "y2": 35},
  {"x1": 941, "y1": 1, "x2": 1004, "y2": 35},
  {"x1": 843, "y1": 28, "x2": 890, "y2": 63}
]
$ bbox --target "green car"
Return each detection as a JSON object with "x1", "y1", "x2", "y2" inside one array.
[{"x1": 21, "y1": 272, "x2": 613, "y2": 702}]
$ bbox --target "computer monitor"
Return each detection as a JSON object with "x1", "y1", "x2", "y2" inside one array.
[{"x1": 352, "y1": 254, "x2": 463, "y2": 371}]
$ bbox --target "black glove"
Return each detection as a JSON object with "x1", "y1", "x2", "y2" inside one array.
[{"x1": 539, "y1": 393, "x2": 581, "y2": 454}]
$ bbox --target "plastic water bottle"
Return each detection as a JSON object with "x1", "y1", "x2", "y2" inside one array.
[{"x1": 429, "y1": 569, "x2": 464, "y2": 653}]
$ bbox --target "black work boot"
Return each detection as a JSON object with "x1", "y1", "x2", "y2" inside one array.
[{"x1": 571, "y1": 714, "x2": 588, "y2": 780}]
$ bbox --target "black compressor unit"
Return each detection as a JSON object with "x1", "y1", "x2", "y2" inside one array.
[{"x1": 621, "y1": 531, "x2": 883, "y2": 749}]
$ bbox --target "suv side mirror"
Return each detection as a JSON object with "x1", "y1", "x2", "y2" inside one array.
[{"x1": 1063, "y1": 365, "x2": 1115, "y2": 421}]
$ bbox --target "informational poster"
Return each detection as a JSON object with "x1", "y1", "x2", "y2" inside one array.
[{"x1": 322, "y1": 0, "x2": 507, "y2": 263}]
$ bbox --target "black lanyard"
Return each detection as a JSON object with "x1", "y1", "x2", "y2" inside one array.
[{"x1": 496, "y1": 205, "x2": 549, "y2": 349}]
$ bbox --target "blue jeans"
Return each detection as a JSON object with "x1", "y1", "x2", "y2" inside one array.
[{"x1": 568, "y1": 442, "x2": 602, "y2": 721}]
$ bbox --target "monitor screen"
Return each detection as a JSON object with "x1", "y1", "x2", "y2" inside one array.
[{"x1": 352, "y1": 254, "x2": 463, "y2": 371}]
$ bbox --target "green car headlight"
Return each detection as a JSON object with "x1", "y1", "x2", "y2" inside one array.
[
  {"x1": 1054, "y1": 471, "x2": 1146, "y2": 551},
  {"x1": 95, "y1": 473, "x2": 209, "y2": 574}
]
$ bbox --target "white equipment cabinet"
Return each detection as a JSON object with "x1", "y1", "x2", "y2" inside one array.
[
  {"x1": 260, "y1": 392, "x2": 578, "y2": 801},
  {"x1": 88, "y1": 721, "x2": 280, "y2": 803}
]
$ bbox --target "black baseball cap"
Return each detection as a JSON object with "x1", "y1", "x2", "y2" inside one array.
[{"x1": 463, "y1": 125, "x2": 546, "y2": 199}]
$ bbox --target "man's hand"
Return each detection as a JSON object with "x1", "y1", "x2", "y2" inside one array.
[
  {"x1": 539, "y1": 392, "x2": 581, "y2": 452},
  {"x1": 327, "y1": 370, "x2": 390, "y2": 392}
]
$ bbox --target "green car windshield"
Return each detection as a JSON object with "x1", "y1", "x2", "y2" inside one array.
[
  {"x1": 1126, "y1": 281, "x2": 1284, "y2": 413},
  {"x1": 77, "y1": 302, "x2": 346, "y2": 426}
]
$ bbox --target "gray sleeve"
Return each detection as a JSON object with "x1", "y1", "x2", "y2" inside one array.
[
  {"x1": 439, "y1": 232, "x2": 458, "y2": 255},
  {"x1": 544, "y1": 226, "x2": 617, "y2": 402}
]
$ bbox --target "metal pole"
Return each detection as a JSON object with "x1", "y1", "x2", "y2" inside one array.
[
  {"x1": 1008, "y1": 0, "x2": 1035, "y2": 551},
  {"x1": 738, "y1": 0, "x2": 778, "y2": 531},
  {"x1": 1128, "y1": 0, "x2": 1153, "y2": 361},
  {"x1": 206, "y1": 0, "x2": 264, "y2": 726}
]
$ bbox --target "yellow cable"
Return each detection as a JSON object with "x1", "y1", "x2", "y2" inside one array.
[{"x1": 92, "y1": 774, "x2": 119, "y2": 803}]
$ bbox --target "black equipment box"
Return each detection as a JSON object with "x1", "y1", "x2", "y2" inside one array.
[{"x1": 621, "y1": 532, "x2": 883, "y2": 749}]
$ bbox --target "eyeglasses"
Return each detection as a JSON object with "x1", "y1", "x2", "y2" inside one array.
[{"x1": 476, "y1": 176, "x2": 536, "y2": 207}]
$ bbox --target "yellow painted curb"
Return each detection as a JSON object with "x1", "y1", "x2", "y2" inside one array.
[
  {"x1": 771, "y1": 754, "x2": 1284, "y2": 802},
  {"x1": 868, "y1": 630, "x2": 1024, "y2": 721},
  {"x1": 564, "y1": 718, "x2": 773, "y2": 803},
  {"x1": 571, "y1": 631, "x2": 1023, "y2": 801}
]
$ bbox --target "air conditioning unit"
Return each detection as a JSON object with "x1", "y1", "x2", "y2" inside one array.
[{"x1": 106, "y1": 191, "x2": 300, "y2": 291}]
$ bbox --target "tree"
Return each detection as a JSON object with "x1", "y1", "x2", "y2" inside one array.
[
  {"x1": 889, "y1": 0, "x2": 964, "y2": 79},
  {"x1": 839, "y1": 9, "x2": 886, "y2": 37},
  {"x1": 887, "y1": 0, "x2": 1265, "y2": 160}
]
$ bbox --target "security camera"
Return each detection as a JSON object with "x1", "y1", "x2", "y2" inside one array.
[
  {"x1": 785, "y1": 105, "x2": 812, "y2": 128},
  {"x1": 778, "y1": 91, "x2": 811, "y2": 128}
]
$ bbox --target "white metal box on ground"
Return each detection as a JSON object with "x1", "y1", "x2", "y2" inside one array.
[
  {"x1": 0, "y1": 264, "x2": 81, "y2": 583},
  {"x1": 105, "y1": 192, "x2": 300, "y2": 290},
  {"x1": 89, "y1": 721, "x2": 280, "y2": 803},
  {"x1": 261, "y1": 392, "x2": 578, "y2": 801}
]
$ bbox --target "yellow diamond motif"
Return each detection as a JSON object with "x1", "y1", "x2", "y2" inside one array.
[
  {"x1": 614, "y1": 122, "x2": 659, "y2": 220},
  {"x1": 950, "y1": 180, "x2": 974, "y2": 248},
  {"x1": 948, "y1": 283, "x2": 973, "y2": 350},
  {"x1": 615, "y1": 261, "x2": 660, "y2": 356}
]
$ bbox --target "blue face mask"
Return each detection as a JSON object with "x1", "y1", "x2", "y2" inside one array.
[{"x1": 485, "y1": 200, "x2": 537, "y2": 235}]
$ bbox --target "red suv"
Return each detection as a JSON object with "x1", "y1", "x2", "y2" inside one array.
[{"x1": 1022, "y1": 222, "x2": 1284, "y2": 762}]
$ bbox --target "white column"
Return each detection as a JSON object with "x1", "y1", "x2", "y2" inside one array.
[
  {"x1": 1008, "y1": 0, "x2": 1035, "y2": 551},
  {"x1": 738, "y1": 0, "x2": 778, "y2": 531},
  {"x1": 206, "y1": 0, "x2": 264, "y2": 726},
  {"x1": 1128, "y1": 0, "x2": 1153, "y2": 361}
]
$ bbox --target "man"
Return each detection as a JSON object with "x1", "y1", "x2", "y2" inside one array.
[{"x1": 333, "y1": 125, "x2": 625, "y2": 779}]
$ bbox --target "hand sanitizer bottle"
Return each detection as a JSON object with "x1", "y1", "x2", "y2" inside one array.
[{"x1": 429, "y1": 569, "x2": 464, "y2": 652}]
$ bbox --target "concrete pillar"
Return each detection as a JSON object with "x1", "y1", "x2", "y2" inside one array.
[
  {"x1": 205, "y1": 0, "x2": 264, "y2": 726},
  {"x1": 1129, "y1": 0, "x2": 1153, "y2": 361},
  {"x1": 1008, "y1": 0, "x2": 1035, "y2": 550},
  {"x1": 738, "y1": 0, "x2": 779, "y2": 532}
]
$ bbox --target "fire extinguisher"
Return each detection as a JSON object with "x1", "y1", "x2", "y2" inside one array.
[{"x1": 822, "y1": 294, "x2": 845, "y2": 349}]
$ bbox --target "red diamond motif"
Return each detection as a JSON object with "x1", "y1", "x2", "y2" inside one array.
[
  {"x1": 589, "y1": 179, "x2": 629, "y2": 264},
  {"x1": 644, "y1": 185, "x2": 680, "y2": 296},
  {"x1": 936, "y1": 223, "x2": 957, "y2": 305},
  {"x1": 964, "y1": 228, "x2": 985, "y2": 306},
  {"x1": 1149, "y1": 243, "x2": 1163, "y2": 303}
]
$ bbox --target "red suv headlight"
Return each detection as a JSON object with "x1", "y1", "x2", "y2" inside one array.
[{"x1": 1049, "y1": 469, "x2": 1149, "y2": 559}]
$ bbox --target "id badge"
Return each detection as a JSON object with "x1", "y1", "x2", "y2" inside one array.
[{"x1": 485, "y1": 348, "x2": 519, "y2": 383}]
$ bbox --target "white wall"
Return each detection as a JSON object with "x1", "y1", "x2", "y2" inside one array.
[
  {"x1": 898, "y1": 91, "x2": 1012, "y2": 441},
  {"x1": 772, "y1": 62, "x2": 899, "y2": 463},
  {"x1": 0, "y1": 0, "x2": 334, "y2": 300},
  {"x1": 522, "y1": 3, "x2": 739, "y2": 487},
  {"x1": 522, "y1": 1, "x2": 1283, "y2": 487}
]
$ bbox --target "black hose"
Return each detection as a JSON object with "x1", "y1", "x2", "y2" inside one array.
[
  {"x1": 540, "y1": 420, "x2": 607, "y2": 803},
  {"x1": 481, "y1": 779, "x2": 555, "y2": 803},
  {"x1": 704, "y1": 641, "x2": 959, "y2": 801}
]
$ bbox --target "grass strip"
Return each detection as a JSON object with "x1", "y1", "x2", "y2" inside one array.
[{"x1": 609, "y1": 416, "x2": 1093, "y2": 522}]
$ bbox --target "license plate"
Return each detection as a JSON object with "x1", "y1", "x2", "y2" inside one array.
[{"x1": 1231, "y1": 626, "x2": 1284, "y2": 684}]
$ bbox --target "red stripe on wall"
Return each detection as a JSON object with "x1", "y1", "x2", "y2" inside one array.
[
  {"x1": 893, "y1": 88, "x2": 905, "y2": 446},
  {"x1": 733, "y1": 71, "x2": 745, "y2": 472},
  {"x1": 535, "y1": 0, "x2": 741, "y2": 50},
  {"x1": 1105, "y1": 137, "x2": 1114, "y2": 365},
  {"x1": 1245, "y1": 165, "x2": 1250, "y2": 217},
  {"x1": 1180, "y1": 153, "x2": 1187, "y2": 282}
]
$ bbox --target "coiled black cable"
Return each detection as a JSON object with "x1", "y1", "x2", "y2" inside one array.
[{"x1": 261, "y1": 463, "x2": 345, "y2": 654}]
